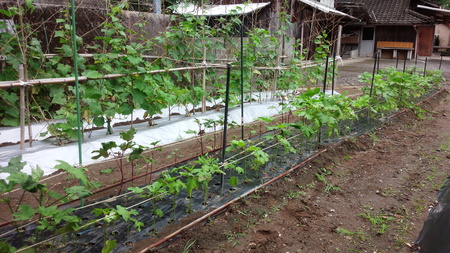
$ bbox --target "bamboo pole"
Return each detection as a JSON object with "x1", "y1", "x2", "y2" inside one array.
[
  {"x1": 0, "y1": 65, "x2": 226, "y2": 89},
  {"x1": 0, "y1": 63, "x2": 319, "y2": 89}
]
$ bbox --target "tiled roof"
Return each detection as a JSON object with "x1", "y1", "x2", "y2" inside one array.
[{"x1": 337, "y1": 0, "x2": 434, "y2": 24}]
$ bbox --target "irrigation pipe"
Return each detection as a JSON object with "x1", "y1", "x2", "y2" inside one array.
[{"x1": 138, "y1": 149, "x2": 327, "y2": 253}]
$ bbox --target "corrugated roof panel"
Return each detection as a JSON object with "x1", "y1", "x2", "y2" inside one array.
[
  {"x1": 298, "y1": 0, "x2": 355, "y2": 17},
  {"x1": 174, "y1": 2, "x2": 270, "y2": 16}
]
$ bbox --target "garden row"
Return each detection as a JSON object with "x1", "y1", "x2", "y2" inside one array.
[{"x1": 0, "y1": 65, "x2": 444, "y2": 252}]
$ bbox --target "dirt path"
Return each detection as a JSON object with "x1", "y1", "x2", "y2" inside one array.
[{"x1": 144, "y1": 89, "x2": 450, "y2": 252}]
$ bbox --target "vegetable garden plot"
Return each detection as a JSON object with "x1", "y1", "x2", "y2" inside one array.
[
  {"x1": 0, "y1": 87, "x2": 445, "y2": 252},
  {"x1": 0, "y1": 2, "x2": 447, "y2": 252},
  {"x1": 0, "y1": 105, "x2": 383, "y2": 252}
]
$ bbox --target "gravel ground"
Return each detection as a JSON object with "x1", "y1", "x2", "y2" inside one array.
[{"x1": 336, "y1": 54, "x2": 450, "y2": 86}]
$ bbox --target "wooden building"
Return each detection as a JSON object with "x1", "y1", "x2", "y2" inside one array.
[{"x1": 336, "y1": 0, "x2": 439, "y2": 58}]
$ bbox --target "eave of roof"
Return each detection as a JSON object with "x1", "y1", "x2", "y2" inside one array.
[{"x1": 417, "y1": 4, "x2": 450, "y2": 23}]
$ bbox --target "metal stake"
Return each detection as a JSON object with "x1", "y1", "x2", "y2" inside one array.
[
  {"x1": 240, "y1": 16, "x2": 244, "y2": 140},
  {"x1": 19, "y1": 64, "x2": 25, "y2": 150},
  {"x1": 423, "y1": 57, "x2": 428, "y2": 77},
  {"x1": 370, "y1": 52, "x2": 378, "y2": 97},
  {"x1": 323, "y1": 55, "x2": 329, "y2": 93},
  {"x1": 220, "y1": 63, "x2": 232, "y2": 195},
  {"x1": 71, "y1": 0, "x2": 84, "y2": 206}
]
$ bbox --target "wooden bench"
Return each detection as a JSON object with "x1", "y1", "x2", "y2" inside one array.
[{"x1": 377, "y1": 41, "x2": 414, "y2": 60}]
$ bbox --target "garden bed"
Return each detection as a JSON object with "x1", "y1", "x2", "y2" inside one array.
[
  {"x1": 0, "y1": 88, "x2": 446, "y2": 252},
  {"x1": 142, "y1": 88, "x2": 450, "y2": 253}
]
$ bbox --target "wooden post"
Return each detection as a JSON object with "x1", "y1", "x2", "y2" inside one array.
[
  {"x1": 300, "y1": 22, "x2": 304, "y2": 55},
  {"x1": 337, "y1": 25, "x2": 342, "y2": 57},
  {"x1": 19, "y1": 64, "x2": 25, "y2": 150}
]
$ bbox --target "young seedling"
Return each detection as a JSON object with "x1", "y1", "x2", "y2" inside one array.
[
  {"x1": 161, "y1": 170, "x2": 186, "y2": 223},
  {"x1": 193, "y1": 156, "x2": 224, "y2": 205},
  {"x1": 358, "y1": 209, "x2": 394, "y2": 235},
  {"x1": 167, "y1": 148, "x2": 183, "y2": 163},
  {"x1": 315, "y1": 168, "x2": 340, "y2": 194},
  {"x1": 145, "y1": 141, "x2": 162, "y2": 184},
  {"x1": 92, "y1": 128, "x2": 145, "y2": 195},
  {"x1": 91, "y1": 205, "x2": 143, "y2": 251},
  {"x1": 185, "y1": 118, "x2": 206, "y2": 154},
  {"x1": 179, "y1": 165, "x2": 199, "y2": 213},
  {"x1": 128, "y1": 180, "x2": 167, "y2": 230}
]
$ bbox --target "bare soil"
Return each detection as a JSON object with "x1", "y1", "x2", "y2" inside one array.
[{"x1": 134, "y1": 88, "x2": 450, "y2": 253}]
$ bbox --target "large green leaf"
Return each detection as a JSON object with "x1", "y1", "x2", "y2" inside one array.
[
  {"x1": 83, "y1": 70, "x2": 104, "y2": 79},
  {"x1": 120, "y1": 128, "x2": 136, "y2": 142},
  {"x1": 31, "y1": 165, "x2": 44, "y2": 181},
  {"x1": 37, "y1": 205, "x2": 58, "y2": 217},
  {"x1": 0, "y1": 117, "x2": 19, "y2": 127},
  {"x1": 13, "y1": 204, "x2": 35, "y2": 221},
  {"x1": 0, "y1": 180, "x2": 15, "y2": 193},
  {"x1": 1, "y1": 156, "x2": 26, "y2": 173},
  {"x1": 84, "y1": 85, "x2": 104, "y2": 100},
  {"x1": 92, "y1": 116, "x2": 105, "y2": 127},
  {"x1": 115, "y1": 205, "x2": 130, "y2": 222},
  {"x1": 65, "y1": 186, "x2": 92, "y2": 199},
  {"x1": 54, "y1": 161, "x2": 89, "y2": 186},
  {"x1": 118, "y1": 103, "x2": 133, "y2": 115}
]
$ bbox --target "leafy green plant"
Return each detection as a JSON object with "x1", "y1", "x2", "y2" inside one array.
[
  {"x1": 160, "y1": 170, "x2": 186, "y2": 223},
  {"x1": 357, "y1": 67, "x2": 443, "y2": 116},
  {"x1": 179, "y1": 165, "x2": 199, "y2": 213},
  {"x1": 0, "y1": 2, "x2": 53, "y2": 126},
  {"x1": 92, "y1": 205, "x2": 143, "y2": 251},
  {"x1": 167, "y1": 148, "x2": 184, "y2": 163},
  {"x1": 129, "y1": 180, "x2": 167, "y2": 230},
  {"x1": 193, "y1": 155, "x2": 224, "y2": 204},
  {"x1": 289, "y1": 88, "x2": 356, "y2": 142},
  {"x1": 0, "y1": 156, "x2": 93, "y2": 250}
]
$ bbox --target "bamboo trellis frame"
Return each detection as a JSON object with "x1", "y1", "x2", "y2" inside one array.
[{"x1": 0, "y1": 57, "x2": 321, "y2": 150}]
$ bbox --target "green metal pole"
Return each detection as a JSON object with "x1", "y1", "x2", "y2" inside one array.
[
  {"x1": 70, "y1": 0, "x2": 84, "y2": 206},
  {"x1": 240, "y1": 16, "x2": 244, "y2": 140}
]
